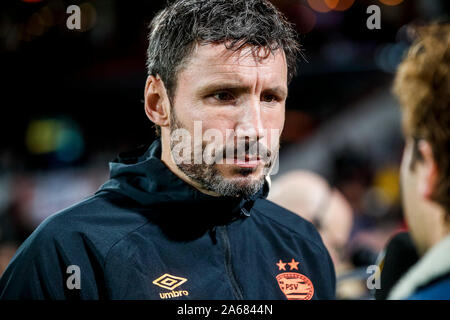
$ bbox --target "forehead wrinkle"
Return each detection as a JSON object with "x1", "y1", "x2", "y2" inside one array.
[
  {"x1": 196, "y1": 70, "x2": 286, "y2": 93},
  {"x1": 189, "y1": 53, "x2": 282, "y2": 69},
  {"x1": 189, "y1": 57, "x2": 286, "y2": 81},
  {"x1": 187, "y1": 42, "x2": 285, "y2": 68},
  {"x1": 179, "y1": 44, "x2": 288, "y2": 93}
]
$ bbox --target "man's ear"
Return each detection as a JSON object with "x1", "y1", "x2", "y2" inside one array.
[
  {"x1": 417, "y1": 140, "x2": 439, "y2": 200},
  {"x1": 144, "y1": 75, "x2": 170, "y2": 128}
]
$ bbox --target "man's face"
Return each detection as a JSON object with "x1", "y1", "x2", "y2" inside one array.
[
  {"x1": 400, "y1": 138, "x2": 439, "y2": 254},
  {"x1": 167, "y1": 43, "x2": 287, "y2": 197}
]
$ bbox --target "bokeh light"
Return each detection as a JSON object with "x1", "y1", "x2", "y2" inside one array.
[
  {"x1": 324, "y1": 0, "x2": 339, "y2": 10},
  {"x1": 379, "y1": 0, "x2": 404, "y2": 6},
  {"x1": 374, "y1": 42, "x2": 409, "y2": 73},
  {"x1": 307, "y1": 0, "x2": 332, "y2": 13},
  {"x1": 373, "y1": 166, "x2": 400, "y2": 205},
  {"x1": 329, "y1": 0, "x2": 355, "y2": 11},
  {"x1": 26, "y1": 119, "x2": 58, "y2": 154},
  {"x1": 25, "y1": 118, "x2": 85, "y2": 163},
  {"x1": 80, "y1": 2, "x2": 98, "y2": 32}
]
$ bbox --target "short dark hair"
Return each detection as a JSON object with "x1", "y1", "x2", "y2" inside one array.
[{"x1": 146, "y1": 0, "x2": 301, "y2": 134}]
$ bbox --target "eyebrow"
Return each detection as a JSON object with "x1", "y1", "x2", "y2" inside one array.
[{"x1": 197, "y1": 82, "x2": 288, "y2": 98}]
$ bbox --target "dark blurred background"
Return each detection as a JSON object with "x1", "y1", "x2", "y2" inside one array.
[{"x1": 0, "y1": 0, "x2": 448, "y2": 299}]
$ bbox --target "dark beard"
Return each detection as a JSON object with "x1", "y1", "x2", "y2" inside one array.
[
  {"x1": 176, "y1": 162, "x2": 266, "y2": 198},
  {"x1": 169, "y1": 109, "x2": 276, "y2": 198}
]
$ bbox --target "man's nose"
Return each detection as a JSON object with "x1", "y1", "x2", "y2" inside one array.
[{"x1": 235, "y1": 96, "x2": 265, "y2": 140}]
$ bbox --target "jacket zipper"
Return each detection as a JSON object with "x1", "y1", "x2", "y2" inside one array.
[{"x1": 218, "y1": 226, "x2": 244, "y2": 300}]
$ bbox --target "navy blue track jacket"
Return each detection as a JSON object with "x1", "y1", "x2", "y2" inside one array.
[{"x1": 0, "y1": 139, "x2": 336, "y2": 300}]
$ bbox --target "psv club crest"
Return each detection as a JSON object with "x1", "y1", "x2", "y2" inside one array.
[{"x1": 275, "y1": 259, "x2": 314, "y2": 300}]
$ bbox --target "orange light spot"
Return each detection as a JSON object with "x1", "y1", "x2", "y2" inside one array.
[
  {"x1": 324, "y1": 0, "x2": 339, "y2": 9},
  {"x1": 379, "y1": 0, "x2": 404, "y2": 6},
  {"x1": 328, "y1": 0, "x2": 355, "y2": 11},
  {"x1": 307, "y1": 0, "x2": 332, "y2": 13}
]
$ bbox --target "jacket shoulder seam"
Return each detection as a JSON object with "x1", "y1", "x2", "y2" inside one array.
[{"x1": 102, "y1": 220, "x2": 152, "y2": 269}]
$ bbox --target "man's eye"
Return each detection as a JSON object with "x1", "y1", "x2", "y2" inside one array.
[
  {"x1": 262, "y1": 94, "x2": 278, "y2": 103},
  {"x1": 212, "y1": 92, "x2": 235, "y2": 101}
]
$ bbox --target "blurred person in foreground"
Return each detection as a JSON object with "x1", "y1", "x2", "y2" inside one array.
[
  {"x1": 0, "y1": 0, "x2": 335, "y2": 299},
  {"x1": 268, "y1": 171, "x2": 353, "y2": 274},
  {"x1": 388, "y1": 22, "x2": 450, "y2": 300},
  {"x1": 268, "y1": 171, "x2": 367, "y2": 299}
]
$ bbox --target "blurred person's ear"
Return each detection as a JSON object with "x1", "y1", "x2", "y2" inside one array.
[
  {"x1": 416, "y1": 140, "x2": 438, "y2": 200},
  {"x1": 144, "y1": 75, "x2": 170, "y2": 129}
]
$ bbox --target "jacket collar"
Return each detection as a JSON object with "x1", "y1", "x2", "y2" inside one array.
[
  {"x1": 97, "y1": 139, "x2": 269, "y2": 225},
  {"x1": 388, "y1": 235, "x2": 450, "y2": 299}
]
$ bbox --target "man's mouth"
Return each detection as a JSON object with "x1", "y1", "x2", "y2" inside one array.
[{"x1": 231, "y1": 154, "x2": 262, "y2": 168}]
